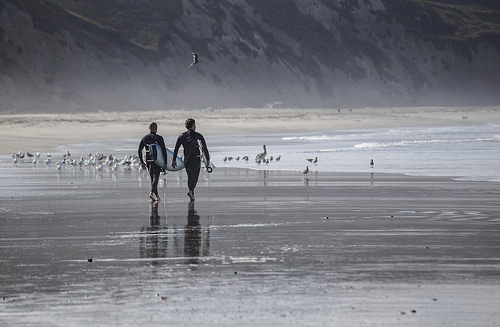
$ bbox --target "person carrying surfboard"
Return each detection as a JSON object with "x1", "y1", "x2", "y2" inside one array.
[
  {"x1": 138, "y1": 122, "x2": 168, "y2": 202},
  {"x1": 172, "y1": 118, "x2": 210, "y2": 202}
]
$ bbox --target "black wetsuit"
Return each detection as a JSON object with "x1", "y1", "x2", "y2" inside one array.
[
  {"x1": 173, "y1": 130, "x2": 209, "y2": 193},
  {"x1": 138, "y1": 132, "x2": 167, "y2": 196}
]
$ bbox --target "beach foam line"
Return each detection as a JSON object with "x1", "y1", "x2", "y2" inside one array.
[
  {"x1": 228, "y1": 256, "x2": 278, "y2": 263},
  {"x1": 211, "y1": 221, "x2": 313, "y2": 229},
  {"x1": 62, "y1": 256, "x2": 279, "y2": 264},
  {"x1": 63, "y1": 256, "x2": 222, "y2": 263}
]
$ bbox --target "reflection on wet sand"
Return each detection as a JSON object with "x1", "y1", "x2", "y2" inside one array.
[
  {"x1": 139, "y1": 202, "x2": 168, "y2": 264},
  {"x1": 184, "y1": 202, "x2": 210, "y2": 264},
  {"x1": 139, "y1": 202, "x2": 211, "y2": 265}
]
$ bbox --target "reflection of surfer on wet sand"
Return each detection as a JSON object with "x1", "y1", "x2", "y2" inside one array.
[
  {"x1": 139, "y1": 202, "x2": 168, "y2": 261},
  {"x1": 184, "y1": 202, "x2": 210, "y2": 264}
]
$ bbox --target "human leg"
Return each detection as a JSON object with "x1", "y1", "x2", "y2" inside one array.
[
  {"x1": 148, "y1": 163, "x2": 161, "y2": 200},
  {"x1": 186, "y1": 166, "x2": 200, "y2": 201}
]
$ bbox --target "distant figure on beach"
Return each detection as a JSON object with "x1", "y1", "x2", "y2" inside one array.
[
  {"x1": 172, "y1": 118, "x2": 210, "y2": 202},
  {"x1": 138, "y1": 122, "x2": 168, "y2": 202},
  {"x1": 370, "y1": 159, "x2": 374, "y2": 168},
  {"x1": 189, "y1": 52, "x2": 199, "y2": 68}
]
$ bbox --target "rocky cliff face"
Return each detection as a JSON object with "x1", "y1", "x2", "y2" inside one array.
[{"x1": 1, "y1": 0, "x2": 499, "y2": 113}]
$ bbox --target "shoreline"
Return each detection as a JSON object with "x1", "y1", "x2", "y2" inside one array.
[{"x1": 1, "y1": 106, "x2": 499, "y2": 153}]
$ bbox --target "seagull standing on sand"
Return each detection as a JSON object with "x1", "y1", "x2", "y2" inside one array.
[
  {"x1": 302, "y1": 166, "x2": 309, "y2": 176},
  {"x1": 255, "y1": 145, "x2": 267, "y2": 163},
  {"x1": 370, "y1": 159, "x2": 374, "y2": 168}
]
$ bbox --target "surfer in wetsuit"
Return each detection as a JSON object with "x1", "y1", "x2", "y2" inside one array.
[
  {"x1": 172, "y1": 118, "x2": 210, "y2": 202},
  {"x1": 138, "y1": 122, "x2": 168, "y2": 202}
]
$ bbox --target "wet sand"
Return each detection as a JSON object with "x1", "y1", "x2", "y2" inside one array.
[{"x1": 1, "y1": 163, "x2": 500, "y2": 326}]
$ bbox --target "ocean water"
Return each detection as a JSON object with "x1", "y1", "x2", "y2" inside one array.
[
  {"x1": 206, "y1": 123, "x2": 500, "y2": 182},
  {"x1": 40, "y1": 123, "x2": 500, "y2": 183}
]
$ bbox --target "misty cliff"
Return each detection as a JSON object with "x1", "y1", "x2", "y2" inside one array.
[{"x1": 1, "y1": 0, "x2": 499, "y2": 113}]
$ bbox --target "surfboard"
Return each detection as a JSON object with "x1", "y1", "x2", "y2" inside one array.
[
  {"x1": 197, "y1": 140, "x2": 215, "y2": 173},
  {"x1": 147, "y1": 144, "x2": 184, "y2": 171}
]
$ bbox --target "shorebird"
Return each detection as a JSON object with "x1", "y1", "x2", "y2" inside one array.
[
  {"x1": 269, "y1": 156, "x2": 273, "y2": 161},
  {"x1": 227, "y1": 157, "x2": 233, "y2": 161},
  {"x1": 275, "y1": 155, "x2": 281, "y2": 161},
  {"x1": 370, "y1": 159, "x2": 374, "y2": 168},
  {"x1": 242, "y1": 156, "x2": 249, "y2": 161},
  {"x1": 223, "y1": 157, "x2": 228, "y2": 162},
  {"x1": 236, "y1": 156, "x2": 240, "y2": 161},
  {"x1": 307, "y1": 157, "x2": 318, "y2": 163},
  {"x1": 56, "y1": 162, "x2": 62, "y2": 171},
  {"x1": 302, "y1": 166, "x2": 309, "y2": 176},
  {"x1": 255, "y1": 145, "x2": 267, "y2": 163},
  {"x1": 27, "y1": 152, "x2": 34, "y2": 158}
]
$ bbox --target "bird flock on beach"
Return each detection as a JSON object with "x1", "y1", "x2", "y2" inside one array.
[
  {"x1": 10, "y1": 145, "x2": 376, "y2": 182},
  {"x1": 221, "y1": 144, "x2": 321, "y2": 180},
  {"x1": 11, "y1": 146, "x2": 375, "y2": 181},
  {"x1": 11, "y1": 151, "x2": 146, "y2": 173}
]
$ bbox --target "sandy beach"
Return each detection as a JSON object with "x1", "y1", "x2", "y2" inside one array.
[
  {"x1": 1, "y1": 160, "x2": 499, "y2": 326},
  {"x1": 1, "y1": 106, "x2": 500, "y2": 326},
  {"x1": 1, "y1": 106, "x2": 499, "y2": 153}
]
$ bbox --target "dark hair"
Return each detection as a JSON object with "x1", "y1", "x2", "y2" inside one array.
[
  {"x1": 185, "y1": 118, "x2": 195, "y2": 129},
  {"x1": 149, "y1": 122, "x2": 157, "y2": 130}
]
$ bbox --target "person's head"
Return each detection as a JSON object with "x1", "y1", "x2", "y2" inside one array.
[
  {"x1": 149, "y1": 122, "x2": 158, "y2": 133},
  {"x1": 185, "y1": 118, "x2": 196, "y2": 130}
]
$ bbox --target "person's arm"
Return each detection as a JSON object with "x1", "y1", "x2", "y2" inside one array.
[
  {"x1": 138, "y1": 137, "x2": 146, "y2": 166},
  {"x1": 172, "y1": 135, "x2": 182, "y2": 168},
  {"x1": 200, "y1": 135, "x2": 210, "y2": 162}
]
